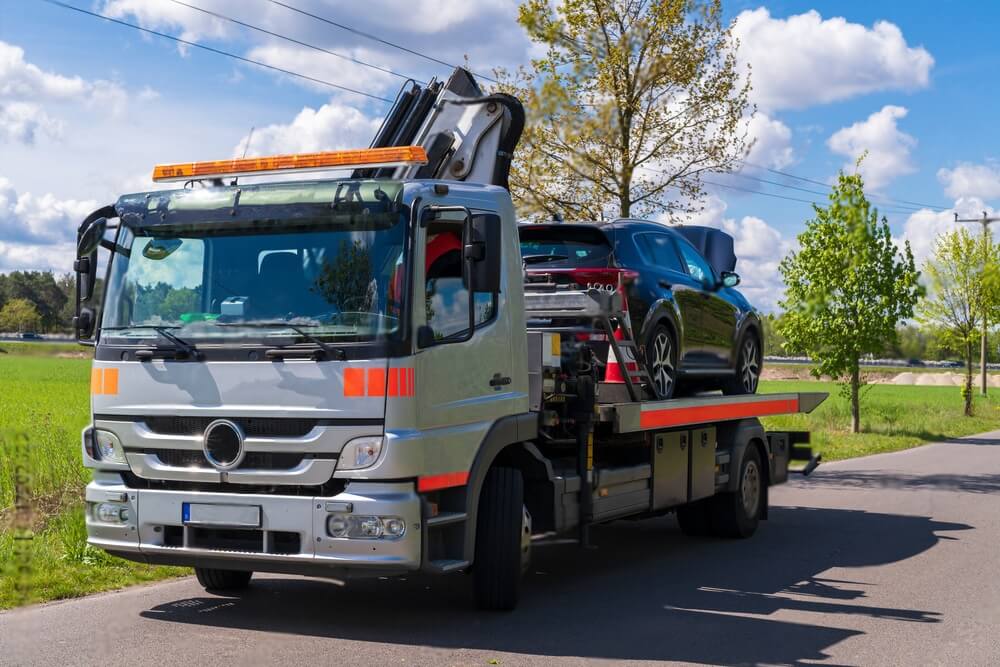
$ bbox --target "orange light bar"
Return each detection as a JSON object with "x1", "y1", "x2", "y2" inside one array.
[{"x1": 152, "y1": 145, "x2": 428, "y2": 183}]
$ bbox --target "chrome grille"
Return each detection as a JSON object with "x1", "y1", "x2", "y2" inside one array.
[
  {"x1": 143, "y1": 416, "x2": 317, "y2": 438},
  {"x1": 151, "y1": 449, "x2": 308, "y2": 470}
]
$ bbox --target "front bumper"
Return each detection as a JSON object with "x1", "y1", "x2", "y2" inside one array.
[{"x1": 85, "y1": 476, "x2": 422, "y2": 577}]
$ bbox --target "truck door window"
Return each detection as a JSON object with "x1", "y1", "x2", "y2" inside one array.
[{"x1": 424, "y1": 217, "x2": 497, "y2": 341}]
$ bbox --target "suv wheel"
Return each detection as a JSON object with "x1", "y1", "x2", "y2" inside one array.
[
  {"x1": 645, "y1": 325, "x2": 677, "y2": 400},
  {"x1": 723, "y1": 334, "x2": 760, "y2": 395}
]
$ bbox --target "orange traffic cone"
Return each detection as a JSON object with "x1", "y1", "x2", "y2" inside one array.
[{"x1": 604, "y1": 324, "x2": 638, "y2": 383}]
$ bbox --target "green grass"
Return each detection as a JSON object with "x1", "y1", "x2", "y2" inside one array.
[
  {"x1": 0, "y1": 341, "x2": 86, "y2": 357},
  {"x1": 760, "y1": 379, "x2": 1000, "y2": 461},
  {"x1": 0, "y1": 350, "x2": 185, "y2": 610}
]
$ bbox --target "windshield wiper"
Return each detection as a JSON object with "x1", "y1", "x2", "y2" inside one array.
[
  {"x1": 103, "y1": 325, "x2": 202, "y2": 361},
  {"x1": 216, "y1": 321, "x2": 348, "y2": 361},
  {"x1": 523, "y1": 254, "x2": 569, "y2": 265}
]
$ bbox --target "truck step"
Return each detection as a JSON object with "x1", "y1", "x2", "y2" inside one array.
[
  {"x1": 427, "y1": 559, "x2": 470, "y2": 573},
  {"x1": 426, "y1": 511, "x2": 467, "y2": 528}
]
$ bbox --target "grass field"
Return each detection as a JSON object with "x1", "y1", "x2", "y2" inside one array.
[
  {"x1": 2, "y1": 349, "x2": 999, "y2": 609},
  {"x1": 0, "y1": 350, "x2": 183, "y2": 610}
]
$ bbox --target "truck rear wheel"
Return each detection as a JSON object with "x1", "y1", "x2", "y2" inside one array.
[
  {"x1": 473, "y1": 466, "x2": 525, "y2": 611},
  {"x1": 710, "y1": 445, "x2": 763, "y2": 538},
  {"x1": 195, "y1": 567, "x2": 253, "y2": 591}
]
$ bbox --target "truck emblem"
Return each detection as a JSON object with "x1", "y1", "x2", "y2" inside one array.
[{"x1": 202, "y1": 419, "x2": 246, "y2": 471}]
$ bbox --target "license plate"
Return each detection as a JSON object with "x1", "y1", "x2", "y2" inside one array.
[{"x1": 182, "y1": 503, "x2": 261, "y2": 528}]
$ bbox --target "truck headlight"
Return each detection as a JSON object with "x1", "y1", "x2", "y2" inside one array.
[
  {"x1": 93, "y1": 430, "x2": 127, "y2": 465},
  {"x1": 326, "y1": 514, "x2": 405, "y2": 539},
  {"x1": 338, "y1": 436, "x2": 384, "y2": 470},
  {"x1": 94, "y1": 502, "x2": 130, "y2": 524}
]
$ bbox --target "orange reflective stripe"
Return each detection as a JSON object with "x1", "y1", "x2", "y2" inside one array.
[
  {"x1": 367, "y1": 368, "x2": 386, "y2": 397},
  {"x1": 387, "y1": 368, "x2": 400, "y2": 397},
  {"x1": 417, "y1": 471, "x2": 469, "y2": 492},
  {"x1": 639, "y1": 398, "x2": 799, "y2": 430},
  {"x1": 343, "y1": 368, "x2": 365, "y2": 397},
  {"x1": 103, "y1": 368, "x2": 119, "y2": 395},
  {"x1": 91, "y1": 368, "x2": 103, "y2": 395}
]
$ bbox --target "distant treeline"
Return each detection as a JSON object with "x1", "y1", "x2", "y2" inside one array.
[{"x1": 0, "y1": 271, "x2": 76, "y2": 333}]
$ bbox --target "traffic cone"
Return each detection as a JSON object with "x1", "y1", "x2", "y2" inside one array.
[{"x1": 605, "y1": 325, "x2": 639, "y2": 382}]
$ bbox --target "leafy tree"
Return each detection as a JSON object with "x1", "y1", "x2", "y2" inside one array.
[
  {"x1": 500, "y1": 0, "x2": 752, "y2": 221},
  {"x1": 0, "y1": 271, "x2": 68, "y2": 332},
  {"x1": 312, "y1": 240, "x2": 374, "y2": 313},
  {"x1": 0, "y1": 298, "x2": 42, "y2": 333},
  {"x1": 917, "y1": 227, "x2": 999, "y2": 416},
  {"x1": 778, "y1": 168, "x2": 922, "y2": 433},
  {"x1": 762, "y1": 312, "x2": 788, "y2": 357}
]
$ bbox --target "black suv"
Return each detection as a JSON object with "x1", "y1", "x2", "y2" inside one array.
[{"x1": 520, "y1": 220, "x2": 762, "y2": 399}]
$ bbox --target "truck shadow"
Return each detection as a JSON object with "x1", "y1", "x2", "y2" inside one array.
[{"x1": 141, "y1": 506, "x2": 969, "y2": 665}]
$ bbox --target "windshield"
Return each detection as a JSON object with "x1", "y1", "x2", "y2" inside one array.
[
  {"x1": 101, "y1": 183, "x2": 408, "y2": 346},
  {"x1": 519, "y1": 225, "x2": 612, "y2": 268}
]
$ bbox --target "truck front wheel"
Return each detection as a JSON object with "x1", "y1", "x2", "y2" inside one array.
[
  {"x1": 195, "y1": 567, "x2": 253, "y2": 591},
  {"x1": 473, "y1": 466, "x2": 526, "y2": 611}
]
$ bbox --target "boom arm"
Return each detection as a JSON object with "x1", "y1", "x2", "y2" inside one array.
[{"x1": 360, "y1": 68, "x2": 524, "y2": 189}]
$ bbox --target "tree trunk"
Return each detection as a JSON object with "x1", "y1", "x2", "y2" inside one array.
[
  {"x1": 965, "y1": 340, "x2": 974, "y2": 417},
  {"x1": 850, "y1": 364, "x2": 860, "y2": 434},
  {"x1": 981, "y1": 324, "x2": 989, "y2": 396}
]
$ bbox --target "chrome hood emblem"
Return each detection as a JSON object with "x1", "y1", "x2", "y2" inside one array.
[{"x1": 202, "y1": 419, "x2": 246, "y2": 471}]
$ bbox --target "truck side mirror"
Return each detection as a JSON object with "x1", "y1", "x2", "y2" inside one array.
[
  {"x1": 77, "y1": 217, "x2": 107, "y2": 257},
  {"x1": 74, "y1": 206, "x2": 116, "y2": 344},
  {"x1": 463, "y1": 214, "x2": 501, "y2": 293},
  {"x1": 74, "y1": 307, "x2": 96, "y2": 339}
]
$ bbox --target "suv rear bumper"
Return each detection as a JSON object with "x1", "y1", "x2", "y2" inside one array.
[{"x1": 85, "y1": 477, "x2": 422, "y2": 577}]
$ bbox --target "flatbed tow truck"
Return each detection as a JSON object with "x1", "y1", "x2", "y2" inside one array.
[{"x1": 74, "y1": 68, "x2": 825, "y2": 610}]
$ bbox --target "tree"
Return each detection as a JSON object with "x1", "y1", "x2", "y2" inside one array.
[
  {"x1": 917, "y1": 228, "x2": 1000, "y2": 416},
  {"x1": 0, "y1": 271, "x2": 67, "y2": 332},
  {"x1": 0, "y1": 298, "x2": 42, "y2": 333},
  {"x1": 778, "y1": 169, "x2": 922, "y2": 433},
  {"x1": 501, "y1": 0, "x2": 752, "y2": 221}
]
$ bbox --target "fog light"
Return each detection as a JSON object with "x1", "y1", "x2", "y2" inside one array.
[
  {"x1": 93, "y1": 430, "x2": 127, "y2": 465},
  {"x1": 383, "y1": 517, "x2": 405, "y2": 537},
  {"x1": 327, "y1": 514, "x2": 349, "y2": 538},
  {"x1": 95, "y1": 502, "x2": 128, "y2": 524},
  {"x1": 355, "y1": 516, "x2": 383, "y2": 538}
]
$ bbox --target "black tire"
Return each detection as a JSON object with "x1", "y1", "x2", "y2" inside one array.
[
  {"x1": 710, "y1": 445, "x2": 764, "y2": 538},
  {"x1": 195, "y1": 567, "x2": 253, "y2": 591},
  {"x1": 723, "y1": 333, "x2": 761, "y2": 395},
  {"x1": 473, "y1": 467, "x2": 525, "y2": 611},
  {"x1": 645, "y1": 324, "x2": 678, "y2": 400},
  {"x1": 676, "y1": 499, "x2": 712, "y2": 537}
]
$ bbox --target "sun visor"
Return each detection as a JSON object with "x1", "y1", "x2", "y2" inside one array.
[{"x1": 675, "y1": 226, "x2": 737, "y2": 275}]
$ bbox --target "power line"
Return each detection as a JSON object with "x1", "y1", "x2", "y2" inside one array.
[
  {"x1": 724, "y1": 170, "x2": 929, "y2": 214},
  {"x1": 699, "y1": 177, "x2": 921, "y2": 215},
  {"x1": 41, "y1": 0, "x2": 394, "y2": 103},
  {"x1": 265, "y1": 0, "x2": 499, "y2": 84},
  {"x1": 166, "y1": 0, "x2": 426, "y2": 85},
  {"x1": 739, "y1": 159, "x2": 948, "y2": 211}
]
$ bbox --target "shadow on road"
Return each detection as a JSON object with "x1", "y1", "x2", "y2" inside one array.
[{"x1": 141, "y1": 506, "x2": 969, "y2": 665}]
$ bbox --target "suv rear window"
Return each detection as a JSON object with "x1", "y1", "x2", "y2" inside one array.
[{"x1": 519, "y1": 225, "x2": 612, "y2": 268}]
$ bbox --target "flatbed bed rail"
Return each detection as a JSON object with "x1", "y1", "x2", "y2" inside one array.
[{"x1": 600, "y1": 392, "x2": 828, "y2": 433}]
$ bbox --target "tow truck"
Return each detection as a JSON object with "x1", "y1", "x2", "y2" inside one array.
[{"x1": 74, "y1": 68, "x2": 825, "y2": 610}]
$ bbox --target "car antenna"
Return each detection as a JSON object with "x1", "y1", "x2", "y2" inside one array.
[{"x1": 231, "y1": 125, "x2": 255, "y2": 186}]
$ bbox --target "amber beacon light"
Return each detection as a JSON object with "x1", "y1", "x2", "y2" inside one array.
[{"x1": 151, "y1": 146, "x2": 429, "y2": 183}]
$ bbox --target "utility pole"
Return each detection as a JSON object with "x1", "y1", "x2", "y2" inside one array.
[{"x1": 955, "y1": 211, "x2": 1000, "y2": 395}]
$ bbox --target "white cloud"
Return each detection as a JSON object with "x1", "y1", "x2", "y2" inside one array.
[
  {"x1": 681, "y1": 195, "x2": 793, "y2": 313},
  {"x1": 827, "y1": 105, "x2": 916, "y2": 190},
  {"x1": 245, "y1": 43, "x2": 397, "y2": 97},
  {"x1": 897, "y1": 197, "x2": 994, "y2": 266},
  {"x1": 734, "y1": 8, "x2": 933, "y2": 112},
  {"x1": 745, "y1": 113, "x2": 794, "y2": 170},
  {"x1": 0, "y1": 177, "x2": 96, "y2": 246},
  {"x1": 0, "y1": 177, "x2": 97, "y2": 271},
  {"x1": 0, "y1": 102, "x2": 62, "y2": 144},
  {"x1": 937, "y1": 162, "x2": 1000, "y2": 200},
  {"x1": 236, "y1": 102, "x2": 382, "y2": 157}
]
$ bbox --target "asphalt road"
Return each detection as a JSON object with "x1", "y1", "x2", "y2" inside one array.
[{"x1": 3, "y1": 432, "x2": 1000, "y2": 666}]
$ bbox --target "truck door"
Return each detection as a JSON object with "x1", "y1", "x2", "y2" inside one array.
[{"x1": 413, "y1": 207, "x2": 516, "y2": 475}]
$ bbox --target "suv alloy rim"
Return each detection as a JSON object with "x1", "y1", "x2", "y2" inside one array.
[
  {"x1": 741, "y1": 339, "x2": 759, "y2": 392},
  {"x1": 651, "y1": 331, "x2": 674, "y2": 398}
]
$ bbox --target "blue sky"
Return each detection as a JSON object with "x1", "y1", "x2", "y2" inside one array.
[{"x1": 2, "y1": 0, "x2": 999, "y2": 311}]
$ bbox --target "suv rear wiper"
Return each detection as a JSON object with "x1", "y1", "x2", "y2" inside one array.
[
  {"x1": 103, "y1": 325, "x2": 202, "y2": 361},
  {"x1": 217, "y1": 321, "x2": 347, "y2": 361},
  {"x1": 523, "y1": 254, "x2": 569, "y2": 265}
]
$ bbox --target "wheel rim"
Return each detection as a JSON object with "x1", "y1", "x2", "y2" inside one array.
[
  {"x1": 741, "y1": 339, "x2": 759, "y2": 392},
  {"x1": 741, "y1": 459, "x2": 760, "y2": 517},
  {"x1": 650, "y1": 332, "x2": 675, "y2": 397}
]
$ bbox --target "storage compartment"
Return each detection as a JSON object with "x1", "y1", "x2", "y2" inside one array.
[
  {"x1": 652, "y1": 431, "x2": 688, "y2": 510},
  {"x1": 690, "y1": 427, "x2": 716, "y2": 501}
]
